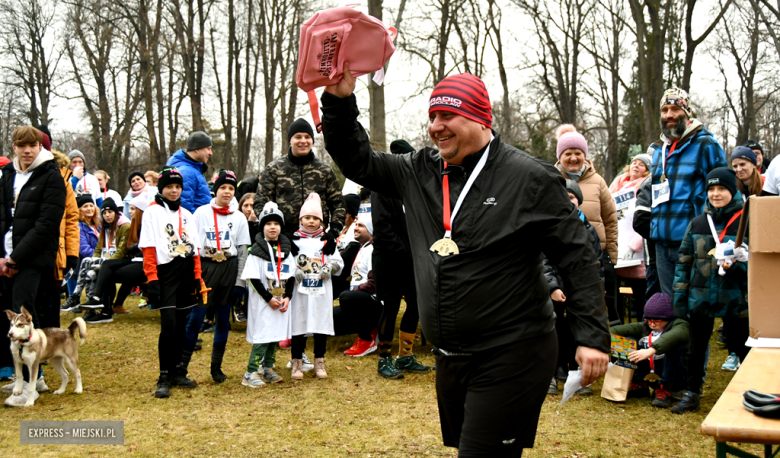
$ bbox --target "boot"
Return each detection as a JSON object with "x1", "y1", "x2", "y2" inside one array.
[
  {"x1": 172, "y1": 350, "x2": 196, "y2": 388},
  {"x1": 155, "y1": 375, "x2": 171, "y2": 398},
  {"x1": 211, "y1": 346, "x2": 227, "y2": 383},
  {"x1": 314, "y1": 358, "x2": 327, "y2": 379},
  {"x1": 291, "y1": 358, "x2": 304, "y2": 380}
]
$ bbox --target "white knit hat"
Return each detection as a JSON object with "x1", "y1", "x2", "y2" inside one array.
[
  {"x1": 259, "y1": 201, "x2": 284, "y2": 227},
  {"x1": 357, "y1": 214, "x2": 373, "y2": 236}
]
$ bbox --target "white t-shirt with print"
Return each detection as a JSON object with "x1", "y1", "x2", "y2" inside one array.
[
  {"x1": 139, "y1": 202, "x2": 201, "y2": 265},
  {"x1": 193, "y1": 202, "x2": 251, "y2": 259},
  {"x1": 349, "y1": 241, "x2": 373, "y2": 290},
  {"x1": 75, "y1": 173, "x2": 101, "y2": 203}
]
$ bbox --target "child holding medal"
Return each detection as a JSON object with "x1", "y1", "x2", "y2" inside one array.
[
  {"x1": 183, "y1": 170, "x2": 251, "y2": 383},
  {"x1": 139, "y1": 167, "x2": 203, "y2": 399},
  {"x1": 289, "y1": 193, "x2": 343, "y2": 380},
  {"x1": 241, "y1": 201, "x2": 296, "y2": 388}
]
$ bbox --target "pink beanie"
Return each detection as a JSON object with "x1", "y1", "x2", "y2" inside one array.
[
  {"x1": 299, "y1": 192, "x2": 323, "y2": 221},
  {"x1": 555, "y1": 124, "x2": 588, "y2": 159}
]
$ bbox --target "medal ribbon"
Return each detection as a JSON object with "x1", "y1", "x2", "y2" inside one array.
[
  {"x1": 212, "y1": 208, "x2": 222, "y2": 252},
  {"x1": 648, "y1": 332, "x2": 655, "y2": 373},
  {"x1": 440, "y1": 136, "x2": 494, "y2": 239},
  {"x1": 178, "y1": 207, "x2": 182, "y2": 237},
  {"x1": 266, "y1": 241, "x2": 283, "y2": 289},
  {"x1": 661, "y1": 138, "x2": 680, "y2": 179},
  {"x1": 707, "y1": 210, "x2": 743, "y2": 244}
]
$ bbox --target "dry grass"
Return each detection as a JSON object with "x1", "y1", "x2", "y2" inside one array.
[{"x1": 0, "y1": 298, "x2": 764, "y2": 457}]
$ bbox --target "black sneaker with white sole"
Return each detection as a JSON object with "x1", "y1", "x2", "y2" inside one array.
[
  {"x1": 80, "y1": 297, "x2": 104, "y2": 310},
  {"x1": 60, "y1": 295, "x2": 80, "y2": 312},
  {"x1": 84, "y1": 312, "x2": 113, "y2": 324}
]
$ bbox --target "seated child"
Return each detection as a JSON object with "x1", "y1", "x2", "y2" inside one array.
[
  {"x1": 241, "y1": 202, "x2": 296, "y2": 388},
  {"x1": 609, "y1": 293, "x2": 689, "y2": 408}
]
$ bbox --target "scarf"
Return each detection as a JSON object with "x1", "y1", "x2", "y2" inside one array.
[
  {"x1": 560, "y1": 163, "x2": 586, "y2": 182},
  {"x1": 130, "y1": 183, "x2": 150, "y2": 198},
  {"x1": 154, "y1": 193, "x2": 181, "y2": 211},
  {"x1": 296, "y1": 225, "x2": 324, "y2": 238},
  {"x1": 211, "y1": 202, "x2": 232, "y2": 215}
]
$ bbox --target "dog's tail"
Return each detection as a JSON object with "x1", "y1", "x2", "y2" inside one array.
[{"x1": 69, "y1": 318, "x2": 87, "y2": 344}]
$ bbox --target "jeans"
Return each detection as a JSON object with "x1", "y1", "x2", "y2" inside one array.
[
  {"x1": 655, "y1": 242, "x2": 681, "y2": 297},
  {"x1": 645, "y1": 263, "x2": 661, "y2": 302}
]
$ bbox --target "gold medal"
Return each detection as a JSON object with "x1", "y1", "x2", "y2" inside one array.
[
  {"x1": 270, "y1": 287, "x2": 285, "y2": 297},
  {"x1": 212, "y1": 250, "x2": 227, "y2": 262},
  {"x1": 430, "y1": 237, "x2": 459, "y2": 257},
  {"x1": 174, "y1": 244, "x2": 189, "y2": 255},
  {"x1": 660, "y1": 174, "x2": 667, "y2": 183},
  {"x1": 644, "y1": 372, "x2": 660, "y2": 382}
]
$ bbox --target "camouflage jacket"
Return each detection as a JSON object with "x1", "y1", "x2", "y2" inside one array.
[
  {"x1": 254, "y1": 149, "x2": 345, "y2": 235},
  {"x1": 673, "y1": 196, "x2": 748, "y2": 318}
]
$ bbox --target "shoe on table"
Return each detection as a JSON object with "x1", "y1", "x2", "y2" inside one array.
[
  {"x1": 0, "y1": 367, "x2": 13, "y2": 381},
  {"x1": 670, "y1": 391, "x2": 700, "y2": 414},
  {"x1": 80, "y1": 296, "x2": 104, "y2": 310},
  {"x1": 547, "y1": 377, "x2": 559, "y2": 395},
  {"x1": 113, "y1": 306, "x2": 130, "y2": 315},
  {"x1": 85, "y1": 312, "x2": 113, "y2": 324},
  {"x1": 4, "y1": 389, "x2": 39, "y2": 407},
  {"x1": 395, "y1": 354, "x2": 432, "y2": 373},
  {"x1": 652, "y1": 386, "x2": 673, "y2": 408},
  {"x1": 262, "y1": 368, "x2": 283, "y2": 384},
  {"x1": 242, "y1": 371, "x2": 266, "y2": 388},
  {"x1": 314, "y1": 358, "x2": 327, "y2": 379},
  {"x1": 344, "y1": 337, "x2": 377, "y2": 357},
  {"x1": 377, "y1": 357, "x2": 404, "y2": 380},
  {"x1": 154, "y1": 376, "x2": 171, "y2": 398},
  {"x1": 717, "y1": 333, "x2": 727, "y2": 347},
  {"x1": 722, "y1": 352, "x2": 741, "y2": 371},
  {"x1": 575, "y1": 386, "x2": 593, "y2": 396}
]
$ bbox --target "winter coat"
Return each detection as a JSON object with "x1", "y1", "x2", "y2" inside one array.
[
  {"x1": 371, "y1": 190, "x2": 410, "y2": 255},
  {"x1": 673, "y1": 195, "x2": 748, "y2": 318},
  {"x1": 650, "y1": 120, "x2": 727, "y2": 242},
  {"x1": 54, "y1": 152, "x2": 80, "y2": 281},
  {"x1": 236, "y1": 176, "x2": 259, "y2": 202},
  {"x1": 543, "y1": 210, "x2": 605, "y2": 292},
  {"x1": 555, "y1": 158, "x2": 618, "y2": 262},
  {"x1": 93, "y1": 222, "x2": 131, "y2": 260},
  {"x1": 254, "y1": 149, "x2": 346, "y2": 235},
  {"x1": 166, "y1": 150, "x2": 212, "y2": 212},
  {"x1": 609, "y1": 318, "x2": 689, "y2": 356},
  {"x1": 0, "y1": 153, "x2": 66, "y2": 267},
  {"x1": 78, "y1": 221, "x2": 100, "y2": 258},
  {"x1": 320, "y1": 92, "x2": 610, "y2": 354}
]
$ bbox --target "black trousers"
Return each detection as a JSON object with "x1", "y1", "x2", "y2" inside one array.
[
  {"x1": 553, "y1": 301, "x2": 576, "y2": 371},
  {"x1": 435, "y1": 331, "x2": 556, "y2": 457},
  {"x1": 95, "y1": 259, "x2": 146, "y2": 316},
  {"x1": 374, "y1": 250, "x2": 419, "y2": 343},
  {"x1": 334, "y1": 290, "x2": 382, "y2": 341},
  {"x1": 292, "y1": 334, "x2": 327, "y2": 359},
  {"x1": 686, "y1": 313, "x2": 750, "y2": 393}
]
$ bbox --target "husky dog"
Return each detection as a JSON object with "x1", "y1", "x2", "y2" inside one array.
[{"x1": 5, "y1": 307, "x2": 86, "y2": 407}]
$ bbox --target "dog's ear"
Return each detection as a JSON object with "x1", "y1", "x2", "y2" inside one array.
[
  {"x1": 20, "y1": 306, "x2": 32, "y2": 322},
  {"x1": 3, "y1": 309, "x2": 15, "y2": 321}
]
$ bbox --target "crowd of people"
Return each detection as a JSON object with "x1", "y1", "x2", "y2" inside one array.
[{"x1": 0, "y1": 73, "x2": 776, "y2": 456}]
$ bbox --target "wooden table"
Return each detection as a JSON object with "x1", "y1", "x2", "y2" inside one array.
[{"x1": 701, "y1": 348, "x2": 780, "y2": 458}]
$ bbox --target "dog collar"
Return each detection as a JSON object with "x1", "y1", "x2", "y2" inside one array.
[{"x1": 16, "y1": 335, "x2": 31, "y2": 344}]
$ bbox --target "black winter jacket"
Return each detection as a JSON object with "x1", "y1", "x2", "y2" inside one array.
[
  {"x1": 371, "y1": 190, "x2": 410, "y2": 255},
  {"x1": 543, "y1": 211, "x2": 605, "y2": 292},
  {"x1": 321, "y1": 93, "x2": 610, "y2": 353},
  {"x1": 0, "y1": 159, "x2": 66, "y2": 267},
  {"x1": 632, "y1": 176, "x2": 655, "y2": 265}
]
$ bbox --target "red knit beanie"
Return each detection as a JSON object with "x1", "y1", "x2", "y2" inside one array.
[{"x1": 428, "y1": 73, "x2": 492, "y2": 129}]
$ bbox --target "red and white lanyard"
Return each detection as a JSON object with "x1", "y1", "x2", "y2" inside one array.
[
  {"x1": 439, "y1": 136, "x2": 493, "y2": 239},
  {"x1": 707, "y1": 210, "x2": 743, "y2": 245},
  {"x1": 660, "y1": 138, "x2": 680, "y2": 178}
]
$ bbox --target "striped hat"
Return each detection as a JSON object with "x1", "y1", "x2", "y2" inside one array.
[{"x1": 429, "y1": 73, "x2": 492, "y2": 128}]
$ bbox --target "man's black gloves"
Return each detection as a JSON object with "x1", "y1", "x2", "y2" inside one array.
[{"x1": 321, "y1": 227, "x2": 341, "y2": 255}]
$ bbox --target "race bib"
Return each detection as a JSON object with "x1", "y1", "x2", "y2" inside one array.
[
  {"x1": 651, "y1": 181, "x2": 670, "y2": 208},
  {"x1": 298, "y1": 273, "x2": 325, "y2": 296}
]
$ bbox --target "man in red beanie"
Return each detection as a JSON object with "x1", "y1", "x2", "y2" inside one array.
[{"x1": 319, "y1": 65, "x2": 610, "y2": 457}]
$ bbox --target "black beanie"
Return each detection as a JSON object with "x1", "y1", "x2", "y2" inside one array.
[
  {"x1": 76, "y1": 195, "x2": 93, "y2": 208},
  {"x1": 288, "y1": 118, "x2": 314, "y2": 142},
  {"x1": 213, "y1": 169, "x2": 238, "y2": 193},
  {"x1": 187, "y1": 131, "x2": 212, "y2": 152},
  {"x1": 157, "y1": 167, "x2": 183, "y2": 191},
  {"x1": 742, "y1": 139, "x2": 763, "y2": 154},
  {"x1": 564, "y1": 179, "x2": 583, "y2": 206},
  {"x1": 390, "y1": 139, "x2": 415, "y2": 155},
  {"x1": 128, "y1": 171, "x2": 144, "y2": 185},
  {"x1": 343, "y1": 194, "x2": 361, "y2": 217},
  {"x1": 101, "y1": 197, "x2": 119, "y2": 214},
  {"x1": 706, "y1": 167, "x2": 737, "y2": 198}
]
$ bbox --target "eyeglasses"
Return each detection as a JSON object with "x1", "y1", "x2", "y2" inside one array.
[{"x1": 644, "y1": 319, "x2": 662, "y2": 325}]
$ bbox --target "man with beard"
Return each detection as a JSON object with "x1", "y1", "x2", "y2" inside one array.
[{"x1": 648, "y1": 87, "x2": 726, "y2": 296}]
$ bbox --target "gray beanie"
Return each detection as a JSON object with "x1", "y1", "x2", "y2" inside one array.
[
  {"x1": 631, "y1": 153, "x2": 652, "y2": 171},
  {"x1": 187, "y1": 131, "x2": 212, "y2": 152},
  {"x1": 68, "y1": 150, "x2": 86, "y2": 165}
]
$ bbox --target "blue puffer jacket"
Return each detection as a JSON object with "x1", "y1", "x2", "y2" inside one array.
[
  {"x1": 166, "y1": 150, "x2": 211, "y2": 212},
  {"x1": 649, "y1": 120, "x2": 727, "y2": 243},
  {"x1": 78, "y1": 221, "x2": 100, "y2": 258}
]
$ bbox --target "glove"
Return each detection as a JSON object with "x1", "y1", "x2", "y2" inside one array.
[
  {"x1": 147, "y1": 280, "x2": 161, "y2": 306},
  {"x1": 294, "y1": 267, "x2": 305, "y2": 284},
  {"x1": 65, "y1": 256, "x2": 79, "y2": 275},
  {"x1": 321, "y1": 228, "x2": 340, "y2": 256},
  {"x1": 621, "y1": 249, "x2": 635, "y2": 261},
  {"x1": 320, "y1": 263, "x2": 332, "y2": 281}
]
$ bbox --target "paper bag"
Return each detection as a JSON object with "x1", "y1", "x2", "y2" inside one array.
[{"x1": 601, "y1": 364, "x2": 634, "y2": 402}]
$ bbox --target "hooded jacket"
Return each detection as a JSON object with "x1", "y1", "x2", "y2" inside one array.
[
  {"x1": 0, "y1": 149, "x2": 66, "y2": 267},
  {"x1": 673, "y1": 195, "x2": 748, "y2": 318},
  {"x1": 53, "y1": 151, "x2": 80, "y2": 280},
  {"x1": 650, "y1": 120, "x2": 727, "y2": 243},
  {"x1": 166, "y1": 149, "x2": 212, "y2": 212},
  {"x1": 254, "y1": 149, "x2": 346, "y2": 235},
  {"x1": 320, "y1": 92, "x2": 610, "y2": 354}
]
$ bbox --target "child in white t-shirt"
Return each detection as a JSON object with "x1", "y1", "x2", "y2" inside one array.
[{"x1": 139, "y1": 167, "x2": 203, "y2": 399}]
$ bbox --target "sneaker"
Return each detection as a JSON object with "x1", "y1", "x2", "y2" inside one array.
[
  {"x1": 301, "y1": 353, "x2": 314, "y2": 372},
  {"x1": 242, "y1": 371, "x2": 266, "y2": 388},
  {"x1": 36, "y1": 376, "x2": 49, "y2": 393},
  {"x1": 112, "y1": 306, "x2": 130, "y2": 315},
  {"x1": 262, "y1": 368, "x2": 283, "y2": 384},
  {"x1": 671, "y1": 390, "x2": 685, "y2": 401},
  {"x1": 314, "y1": 358, "x2": 327, "y2": 379},
  {"x1": 395, "y1": 354, "x2": 432, "y2": 373},
  {"x1": 69, "y1": 306, "x2": 82, "y2": 314},
  {"x1": 556, "y1": 366, "x2": 568, "y2": 383},
  {"x1": 0, "y1": 367, "x2": 13, "y2": 381},
  {"x1": 170, "y1": 374, "x2": 196, "y2": 388},
  {"x1": 234, "y1": 310, "x2": 247, "y2": 323},
  {"x1": 60, "y1": 295, "x2": 80, "y2": 312},
  {"x1": 627, "y1": 382, "x2": 650, "y2": 398},
  {"x1": 377, "y1": 357, "x2": 404, "y2": 379},
  {"x1": 717, "y1": 333, "x2": 727, "y2": 347},
  {"x1": 1, "y1": 378, "x2": 21, "y2": 393},
  {"x1": 4, "y1": 389, "x2": 39, "y2": 407},
  {"x1": 200, "y1": 322, "x2": 216, "y2": 333},
  {"x1": 575, "y1": 386, "x2": 593, "y2": 396},
  {"x1": 343, "y1": 337, "x2": 377, "y2": 357},
  {"x1": 722, "y1": 352, "x2": 741, "y2": 371},
  {"x1": 547, "y1": 377, "x2": 559, "y2": 395},
  {"x1": 138, "y1": 299, "x2": 148, "y2": 309},
  {"x1": 154, "y1": 376, "x2": 171, "y2": 398},
  {"x1": 82, "y1": 310, "x2": 97, "y2": 321},
  {"x1": 84, "y1": 312, "x2": 113, "y2": 324},
  {"x1": 193, "y1": 342, "x2": 202, "y2": 351},
  {"x1": 81, "y1": 296, "x2": 104, "y2": 310},
  {"x1": 671, "y1": 391, "x2": 700, "y2": 414},
  {"x1": 652, "y1": 386, "x2": 673, "y2": 408},
  {"x1": 130, "y1": 286, "x2": 141, "y2": 296},
  {"x1": 279, "y1": 339, "x2": 292, "y2": 349}
]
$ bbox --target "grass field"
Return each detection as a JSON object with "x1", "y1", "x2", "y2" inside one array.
[{"x1": 0, "y1": 297, "x2": 765, "y2": 457}]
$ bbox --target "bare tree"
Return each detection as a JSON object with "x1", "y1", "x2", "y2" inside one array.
[
  {"x1": 0, "y1": 76, "x2": 26, "y2": 156},
  {"x1": 486, "y1": 0, "x2": 510, "y2": 135},
  {"x1": 681, "y1": 0, "x2": 733, "y2": 90},
  {"x1": 749, "y1": 0, "x2": 780, "y2": 60}
]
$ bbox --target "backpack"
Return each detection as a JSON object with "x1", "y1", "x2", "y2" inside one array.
[{"x1": 296, "y1": 6, "x2": 397, "y2": 132}]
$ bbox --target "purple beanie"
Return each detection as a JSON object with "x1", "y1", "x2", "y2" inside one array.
[
  {"x1": 556, "y1": 131, "x2": 589, "y2": 159},
  {"x1": 643, "y1": 293, "x2": 675, "y2": 320}
]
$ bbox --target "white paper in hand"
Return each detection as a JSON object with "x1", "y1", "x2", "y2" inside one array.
[{"x1": 559, "y1": 364, "x2": 612, "y2": 408}]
